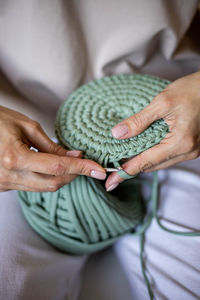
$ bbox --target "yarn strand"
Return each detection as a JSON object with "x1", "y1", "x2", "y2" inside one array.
[{"x1": 139, "y1": 171, "x2": 200, "y2": 300}]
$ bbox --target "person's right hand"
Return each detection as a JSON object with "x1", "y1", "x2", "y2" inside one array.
[{"x1": 0, "y1": 106, "x2": 106, "y2": 192}]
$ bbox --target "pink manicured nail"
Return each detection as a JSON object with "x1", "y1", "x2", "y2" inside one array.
[
  {"x1": 106, "y1": 183, "x2": 119, "y2": 192},
  {"x1": 112, "y1": 124, "x2": 128, "y2": 139},
  {"x1": 91, "y1": 170, "x2": 106, "y2": 180},
  {"x1": 66, "y1": 150, "x2": 82, "y2": 157}
]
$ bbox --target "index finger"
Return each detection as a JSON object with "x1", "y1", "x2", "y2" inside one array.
[
  {"x1": 10, "y1": 148, "x2": 107, "y2": 179},
  {"x1": 105, "y1": 140, "x2": 174, "y2": 190}
]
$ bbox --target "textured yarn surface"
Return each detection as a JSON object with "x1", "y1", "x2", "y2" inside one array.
[
  {"x1": 55, "y1": 74, "x2": 169, "y2": 167},
  {"x1": 18, "y1": 74, "x2": 200, "y2": 300},
  {"x1": 18, "y1": 74, "x2": 170, "y2": 255},
  {"x1": 19, "y1": 176, "x2": 145, "y2": 254}
]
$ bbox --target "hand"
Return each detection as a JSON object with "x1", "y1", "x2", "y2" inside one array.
[
  {"x1": 106, "y1": 71, "x2": 200, "y2": 191},
  {"x1": 0, "y1": 106, "x2": 106, "y2": 192}
]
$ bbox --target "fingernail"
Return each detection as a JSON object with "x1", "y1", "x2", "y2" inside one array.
[
  {"x1": 106, "y1": 183, "x2": 119, "y2": 192},
  {"x1": 91, "y1": 170, "x2": 106, "y2": 180},
  {"x1": 112, "y1": 124, "x2": 128, "y2": 139},
  {"x1": 66, "y1": 150, "x2": 82, "y2": 157}
]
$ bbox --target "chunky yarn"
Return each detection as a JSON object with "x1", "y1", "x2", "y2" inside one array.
[
  {"x1": 18, "y1": 74, "x2": 200, "y2": 300},
  {"x1": 19, "y1": 176, "x2": 145, "y2": 254},
  {"x1": 55, "y1": 74, "x2": 169, "y2": 167},
  {"x1": 19, "y1": 74, "x2": 170, "y2": 255}
]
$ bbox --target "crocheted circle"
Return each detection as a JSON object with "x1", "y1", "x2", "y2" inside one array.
[{"x1": 55, "y1": 74, "x2": 170, "y2": 167}]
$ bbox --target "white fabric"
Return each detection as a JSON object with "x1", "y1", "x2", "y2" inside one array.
[
  {"x1": 0, "y1": 190, "x2": 87, "y2": 300},
  {"x1": 1, "y1": 0, "x2": 200, "y2": 135},
  {"x1": 0, "y1": 159, "x2": 200, "y2": 300},
  {"x1": 80, "y1": 160, "x2": 200, "y2": 300},
  {"x1": 0, "y1": 0, "x2": 200, "y2": 299}
]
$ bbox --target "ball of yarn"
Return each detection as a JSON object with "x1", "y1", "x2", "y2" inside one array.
[
  {"x1": 18, "y1": 74, "x2": 170, "y2": 254},
  {"x1": 55, "y1": 74, "x2": 169, "y2": 167},
  {"x1": 19, "y1": 176, "x2": 144, "y2": 254}
]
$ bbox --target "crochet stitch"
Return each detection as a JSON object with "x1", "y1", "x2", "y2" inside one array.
[
  {"x1": 55, "y1": 74, "x2": 169, "y2": 168},
  {"x1": 20, "y1": 74, "x2": 194, "y2": 300},
  {"x1": 18, "y1": 74, "x2": 170, "y2": 255}
]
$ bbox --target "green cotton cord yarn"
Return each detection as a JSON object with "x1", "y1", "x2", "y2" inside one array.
[
  {"x1": 55, "y1": 74, "x2": 169, "y2": 168},
  {"x1": 18, "y1": 74, "x2": 170, "y2": 255},
  {"x1": 19, "y1": 176, "x2": 145, "y2": 254},
  {"x1": 18, "y1": 73, "x2": 200, "y2": 300}
]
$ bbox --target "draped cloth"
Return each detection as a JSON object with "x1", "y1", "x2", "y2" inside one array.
[
  {"x1": 0, "y1": 0, "x2": 200, "y2": 135},
  {"x1": 0, "y1": 0, "x2": 200, "y2": 299},
  {"x1": 0, "y1": 159, "x2": 200, "y2": 300}
]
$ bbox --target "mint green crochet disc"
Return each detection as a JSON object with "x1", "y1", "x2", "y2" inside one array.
[
  {"x1": 18, "y1": 74, "x2": 170, "y2": 255},
  {"x1": 55, "y1": 74, "x2": 169, "y2": 167}
]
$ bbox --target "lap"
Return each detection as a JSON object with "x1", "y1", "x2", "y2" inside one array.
[
  {"x1": 80, "y1": 158, "x2": 200, "y2": 300},
  {"x1": 0, "y1": 191, "x2": 86, "y2": 300},
  {"x1": 0, "y1": 158, "x2": 200, "y2": 300}
]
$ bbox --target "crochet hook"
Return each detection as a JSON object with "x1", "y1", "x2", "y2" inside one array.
[{"x1": 105, "y1": 167, "x2": 122, "y2": 172}]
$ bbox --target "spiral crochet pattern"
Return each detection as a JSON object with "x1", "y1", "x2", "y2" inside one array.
[
  {"x1": 55, "y1": 74, "x2": 169, "y2": 167},
  {"x1": 18, "y1": 74, "x2": 170, "y2": 255}
]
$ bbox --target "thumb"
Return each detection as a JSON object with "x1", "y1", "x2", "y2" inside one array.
[{"x1": 111, "y1": 95, "x2": 165, "y2": 139}]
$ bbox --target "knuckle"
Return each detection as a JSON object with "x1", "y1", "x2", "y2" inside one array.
[
  {"x1": 65, "y1": 159, "x2": 90, "y2": 176},
  {"x1": 129, "y1": 114, "x2": 144, "y2": 130},
  {"x1": 190, "y1": 150, "x2": 199, "y2": 160},
  {"x1": 47, "y1": 179, "x2": 61, "y2": 192},
  {"x1": 183, "y1": 137, "x2": 196, "y2": 153},
  {"x1": 28, "y1": 120, "x2": 41, "y2": 133},
  {"x1": 51, "y1": 161, "x2": 66, "y2": 176},
  {"x1": 133, "y1": 154, "x2": 155, "y2": 173},
  {"x1": 78, "y1": 163, "x2": 89, "y2": 175},
  {"x1": 2, "y1": 149, "x2": 17, "y2": 170},
  {"x1": 161, "y1": 93, "x2": 172, "y2": 110},
  {"x1": 48, "y1": 143, "x2": 61, "y2": 154},
  {"x1": 139, "y1": 161, "x2": 154, "y2": 172}
]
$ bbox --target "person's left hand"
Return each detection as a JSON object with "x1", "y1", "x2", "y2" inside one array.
[{"x1": 105, "y1": 71, "x2": 200, "y2": 192}]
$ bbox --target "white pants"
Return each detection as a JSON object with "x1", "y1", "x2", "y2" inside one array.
[{"x1": 0, "y1": 159, "x2": 200, "y2": 300}]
